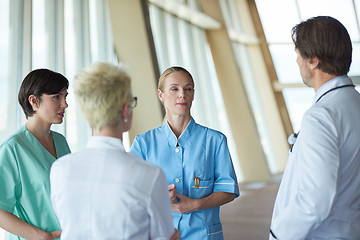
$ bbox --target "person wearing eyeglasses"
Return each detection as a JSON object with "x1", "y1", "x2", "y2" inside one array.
[
  {"x1": 0, "y1": 69, "x2": 70, "y2": 240},
  {"x1": 50, "y1": 62, "x2": 179, "y2": 240},
  {"x1": 269, "y1": 16, "x2": 360, "y2": 239},
  {"x1": 130, "y1": 66, "x2": 239, "y2": 239}
]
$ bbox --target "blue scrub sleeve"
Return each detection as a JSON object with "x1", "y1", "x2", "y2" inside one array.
[
  {"x1": 129, "y1": 136, "x2": 145, "y2": 160},
  {"x1": 0, "y1": 143, "x2": 21, "y2": 213},
  {"x1": 213, "y1": 136, "x2": 239, "y2": 197}
]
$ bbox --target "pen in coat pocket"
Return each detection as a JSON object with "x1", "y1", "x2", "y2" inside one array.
[{"x1": 194, "y1": 177, "x2": 199, "y2": 189}]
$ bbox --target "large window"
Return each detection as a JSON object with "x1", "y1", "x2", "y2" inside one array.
[
  {"x1": 255, "y1": 0, "x2": 360, "y2": 132},
  {"x1": 149, "y1": 0, "x2": 243, "y2": 180},
  {"x1": 0, "y1": 0, "x2": 117, "y2": 153},
  {"x1": 63, "y1": 0, "x2": 118, "y2": 152},
  {"x1": 0, "y1": 1, "x2": 116, "y2": 237},
  {"x1": 0, "y1": 0, "x2": 10, "y2": 148},
  {"x1": 219, "y1": 0, "x2": 279, "y2": 174},
  {"x1": 0, "y1": 0, "x2": 117, "y2": 237}
]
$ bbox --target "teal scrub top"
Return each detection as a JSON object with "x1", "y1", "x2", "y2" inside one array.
[
  {"x1": 0, "y1": 125, "x2": 70, "y2": 240},
  {"x1": 130, "y1": 118, "x2": 239, "y2": 240}
]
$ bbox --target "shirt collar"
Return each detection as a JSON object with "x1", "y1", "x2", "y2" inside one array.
[
  {"x1": 86, "y1": 136, "x2": 125, "y2": 152},
  {"x1": 164, "y1": 117, "x2": 194, "y2": 146},
  {"x1": 313, "y1": 75, "x2": 353, "y2": 104}
]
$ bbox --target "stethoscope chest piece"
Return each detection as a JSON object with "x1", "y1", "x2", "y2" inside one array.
[{"x1": 288, "y1": 132, "x2": 298, "y2": 145}]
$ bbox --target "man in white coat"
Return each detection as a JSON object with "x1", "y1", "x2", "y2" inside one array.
[{"x1": 270, "y1": 16, "x2": 360, "y2": 239}]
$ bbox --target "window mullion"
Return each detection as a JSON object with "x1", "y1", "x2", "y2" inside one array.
[{"x1": 8, "y1": 0, "x2": 32, "y2": 130}]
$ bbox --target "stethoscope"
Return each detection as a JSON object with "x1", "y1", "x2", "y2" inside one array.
[{"x1": 288, "y1": 84, "x2": 355, "y2": 152}]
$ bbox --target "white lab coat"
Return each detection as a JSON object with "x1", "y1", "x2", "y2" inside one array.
[
  {"x1": 270, "y1": 76, "x2": 360, "y2": 239},
  {"x1": 50, "y1": 136, "x2": 174, "y2": 240}
]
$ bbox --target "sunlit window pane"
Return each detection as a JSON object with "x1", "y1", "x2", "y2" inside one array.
[
  {"x1": 0, "y1": 0, "x2": 9, "y2": 137},
  {"x1": 64, "y1": 0, "x2": 77, "y2": 79},
  {"x1": 32, "y1": 0, "x2": 47, "y2": 69},
  {"x1": 282, "y1": 88, "x2": 314, "y2": 132},
  {"x1": 63, "y1": 0, "x2": 115, "y2": 152},
  {"x1": 350, "y1": 43, "x2": 360, "y2": 77},
  {"x1": 89, "y1": 0, "x2": 99, "y2": 61},
  {"x1": 64, "y1": 0, "x2": 89, "y2": 152},
  {"x1": 0, "y1": 0, "x2": 10, "y2": 237},
  {"x1": 355, "y1": 0, "x2": 360, "y2": 37},
  {"x1": 255, "y1": 0, "x2": 299, "y2": 43},
  {"x1": 256, "y1": 0, "x2": 360, "y2": 134},
  {"x1": 269, "y1": 44, "x2": 301, "y2": 84},
  {"x1": 298, "y1": 0, "x2": 360, "y2": 41},
  {"x1": 149, "y1": 5, "x2": 169, "y2": 71}
]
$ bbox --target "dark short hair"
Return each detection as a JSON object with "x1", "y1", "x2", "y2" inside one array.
[
  {"x1": 18, "y1": 69, "x2": 69, "y2": 118},
  {"x1": 291, "y1": 16, "x2": 352, "y2": 75}
]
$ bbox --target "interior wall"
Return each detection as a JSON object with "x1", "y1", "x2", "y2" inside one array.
[{"x1": 107, "y1": 0, "x2": 163, "y2": 141}]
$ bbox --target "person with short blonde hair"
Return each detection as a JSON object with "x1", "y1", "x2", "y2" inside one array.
[
  {"x1": 50, "y1": 62, "x2": 179, "y2": 240},
  {"x1": 74, "y1": 62, "x2": 134, "y2": 130}
]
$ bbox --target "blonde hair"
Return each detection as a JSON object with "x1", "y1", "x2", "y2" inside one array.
[
  {"x1": 74, "y1": 62, "x2": 132, "y2": 130},
  {"x1": 158, "y1": 66, "x2": 194, "y2": 91}
]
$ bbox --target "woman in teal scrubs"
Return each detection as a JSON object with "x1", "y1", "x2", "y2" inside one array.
[
  {"x1": 130, "y1": 66, "x2": 239, "y2": 239},
  {"x1": 0, "y1": 69, "x2": 70, "y2": 240}
]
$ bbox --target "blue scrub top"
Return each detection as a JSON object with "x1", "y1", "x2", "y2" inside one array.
[
  {"x1": 130, "y1": 118, "x2": 239, "y2": 240},
  {"x1": 0, "y1": 125, "x2": 71, "y2": 240}
]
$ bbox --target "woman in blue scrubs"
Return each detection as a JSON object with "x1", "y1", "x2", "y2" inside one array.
[
  {"x1": 130, "y1": 66, "x2": 239, "y2": 239},
  {"x1": 0, "y1": 69, "x2": 70, "y2": 240}
]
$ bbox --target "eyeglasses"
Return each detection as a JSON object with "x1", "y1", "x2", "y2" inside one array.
[{"x1": 130, "y1": 97, "x2": 137, "y2": 108}]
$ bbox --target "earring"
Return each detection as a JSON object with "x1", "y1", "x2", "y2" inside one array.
[{"x1": 124, "y1": 118, "x2": 128, "y2": 123}]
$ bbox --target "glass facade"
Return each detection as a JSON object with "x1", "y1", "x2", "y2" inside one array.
[{"x1": 255, "y1": 0, "x2": 360, "y2": 131}]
